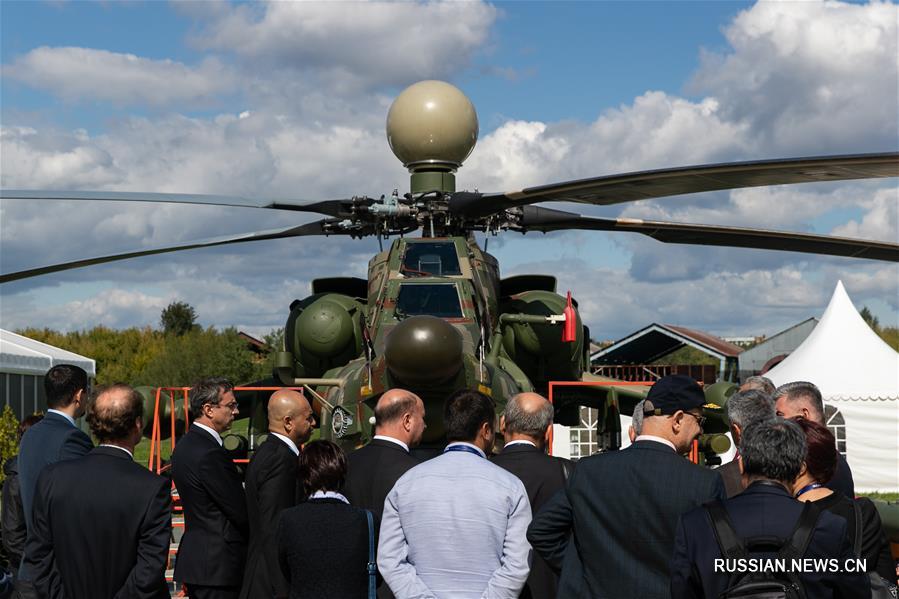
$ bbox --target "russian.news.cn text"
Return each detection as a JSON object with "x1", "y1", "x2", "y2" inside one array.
[{"x1": 714, "y1": 558, "x2": 867, "y2": 574}]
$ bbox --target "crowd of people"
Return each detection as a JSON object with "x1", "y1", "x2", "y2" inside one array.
[{"x1": 0, "y1": 365, "x2": 895, "y2": 599}]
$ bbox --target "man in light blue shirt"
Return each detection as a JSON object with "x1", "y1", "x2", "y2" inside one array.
[{"x1": 378, "y1": 389, "x2": 531, "y2": 599}]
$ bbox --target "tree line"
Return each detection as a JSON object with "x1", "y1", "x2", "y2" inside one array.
[{"x1": 18, "y1": 302, "x2": 283, "y2": 388}]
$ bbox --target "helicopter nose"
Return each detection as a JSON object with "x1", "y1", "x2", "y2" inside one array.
[{"x1": 384, "y1": 315, "x2": 464, "y2": 386}]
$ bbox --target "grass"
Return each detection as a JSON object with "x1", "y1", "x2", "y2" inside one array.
[
  {"x1": 859, "y1": 492, "x2": 899, "y2": 503},
  {"x1": 134, "y1": 417, "x2": 252, "y2": 468}
]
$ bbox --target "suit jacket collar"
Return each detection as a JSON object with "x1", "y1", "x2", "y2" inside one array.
[
  {"x1": 632, "y1": 438, "x2": 678, "y2": 453},
  {"x1": 191, "y1": 423, "x2": 223, "y2": 446},
  {"x1": 268, "y1": 432, "x2": 300, "y2": 455},
  {"x1": 742, "y1": 479, "x2": 793, "y2": 498},
  {"x1": 306, "y1": 497, "x2": 351, "y2": 506},
  {"x1": 92, "y1": 445, "x2": 133, "y2": 460},
  {"x1": 370, "y1": 437, "x2": 410, "y2": 453},
  {"x1": 500, "y1": 443, "x2": 541, "y2": 455},
  {"x1": 45, "y1": 409, "x2": 77, "y2": 427}
]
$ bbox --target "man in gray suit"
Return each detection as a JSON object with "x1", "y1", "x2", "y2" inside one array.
[
  {"x1": 716, "y1": 388, "x2": 775, "y2": 497},
  {"x1": 378, "y1": 389, "x2": 531, "y2": 599}
]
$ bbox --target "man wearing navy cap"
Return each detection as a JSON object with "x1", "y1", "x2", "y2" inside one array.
[{"x1": 528, "y1": 374, "x2": 726, "y2": 599}]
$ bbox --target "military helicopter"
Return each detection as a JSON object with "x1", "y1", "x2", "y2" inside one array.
[{"x1": 2, "y1": 80, "x2": 898, "y2": 456}]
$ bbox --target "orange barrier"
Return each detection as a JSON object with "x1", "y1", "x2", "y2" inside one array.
[
  {"x1": 547, "y1": 380, "x2": 656, "y2": 457},
  {"x1": 147, "y1": 385, "x2": 303, "y2": 474},
  {"x1": 546, "y1": 380, "x2": 704, "y2": 464}
]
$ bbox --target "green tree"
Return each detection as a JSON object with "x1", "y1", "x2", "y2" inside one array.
[
  {"x1": 264, "y1": 327, "x2": 285, "y2": 352},
  {"x1": 878, "y1": 326, "x2": 899, "y2": 352},
  {"x1": 141, "y1": 327, "x2": 262, "y2": 387},
  {"x1": 0, "y1": 406, "x2": 20, "y2": 483},
  {"x1": 160, "y1": 301, "x2": 198, "y2": 336},
  {"x1": 19, "y1": 326, "x2": 163, "y2": 385},
  {"x1": 860, "y1": 306, "x2": 880, "y2": 332},
  {"x1": 651, "y1": 345, "x2": 719, "y2": 366}
]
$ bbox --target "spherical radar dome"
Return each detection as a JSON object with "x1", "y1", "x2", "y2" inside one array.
[{"x1": 387, "y1": 80, "x2": 478, "y2": 170}]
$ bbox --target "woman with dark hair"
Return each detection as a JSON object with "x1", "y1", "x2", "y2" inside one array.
[
  {"x1": 277, "y1": 440, "x2": 376, "y2": 599},
  {"x1": 792, "y1": 418, "x2": 895, "y2": 585}
]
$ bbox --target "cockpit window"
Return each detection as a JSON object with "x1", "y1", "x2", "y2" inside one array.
[
  {"x1": 401, "y1": 242, "x2": 461, "y2": 276},
  {"x1": 396, "y1": 284, "x2": 463, "y2": 319}
]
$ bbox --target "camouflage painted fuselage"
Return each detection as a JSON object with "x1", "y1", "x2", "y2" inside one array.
[{"x1": 274, "y1": 235, "x2": 598, "y2": 452}]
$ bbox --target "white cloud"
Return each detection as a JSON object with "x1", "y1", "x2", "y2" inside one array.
[
  {"x1": 503, "y1": 257, "x2": 841, "y2": 340},
  {"x1": 1, "y1": 127, "x2": 123, "y2": 189},
  {"x1": 462, "y1": 92, "x2": 751, "y2": 193},
  {"x1": 831, "y1": 188, "x2": 899, "y2": 242},
  {"x1": 2, "y1": 47, "x2": 237, "y2": 107},
  {"x1": 2, "y1": 0, "x2": 897, "y2": 340},
  {"x1": 689, "y1": 1, "x2": 898, "y2": 154},
  {"x1": 1, "y1": 288, "x2": 171, "y2": 332},
  {"x1": 192, "y1": 1, "x2": 499, "y2": 91}
]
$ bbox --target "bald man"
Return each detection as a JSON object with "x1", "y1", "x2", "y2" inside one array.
[
  {"x1": 342, "y1": 390, "x2": 424, "y2": 598},
  {"x1": 26, "y1": 384, "x2": 171, "y2": 599},
  {"x1": 491, "y1": 392, "x2": 572, "y2": 599},
  {"x1": 239, "y1": 390, "x2": 314, "y2": 599}
]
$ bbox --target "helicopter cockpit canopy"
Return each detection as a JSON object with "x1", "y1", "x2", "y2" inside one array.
[
  {"x1": 396, "y1": 283, "x2": 463, "y2": 319},
  {"x1": 401, "y1": 241, "x2": 461, "y2": 276}
]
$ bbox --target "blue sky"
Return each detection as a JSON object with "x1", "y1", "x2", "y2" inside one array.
[{"x1": 1, "y1": 0, "x2": 896, "y2": 342}]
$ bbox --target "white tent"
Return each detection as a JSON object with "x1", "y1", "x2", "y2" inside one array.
[
  {"x1": 0, "y1": 329, "x2": 95, "y2": 418},
  {"x1": 0, "y1": 329, "x2": 95, "y2": 376},
  {"x1": 766, "y1": 281, "x2": 899, "y2": 493}
]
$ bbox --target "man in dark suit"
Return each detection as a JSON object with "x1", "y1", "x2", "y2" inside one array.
[
  {"x1": 2, "y1": 414, "x2": 43, "y2": 577},
  {"x1": 344, "y1": 389, "x2": 424, "y2": 599},
  {"x1": 491, "y1": 392, "x2": 572, "y2": 599},
  {"x1": 239, "y1": 389, "x2": 315, "y2": 599},
  {"x1": 717, "y1": 388, "x2": 775, "y2": 497},
  {"x1": 24, "y1": 384, "x2": 171, "y2": 599},
  {"x1": 16, "y1": 364, "x2": 93, "y2": 597},
  {"x1": 343, "y1": 388, "x2": 425, "y2": 520},
  {"x1": 774, "y1": 381, "x2": 855, "y2": 498},
  {"x1": 671, "y1": 418, "x2": 869, "y2": 598},
  {"x1": 528, "y1": 375, "x2": 726, "y2": 599},
  {"x1": 171, "y1": 377, "x2": 248, "y2": 599}
]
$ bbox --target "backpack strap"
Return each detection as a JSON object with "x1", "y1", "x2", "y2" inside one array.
[
  {"x1": 851, "y1": 500, "x2": 863, "y2": 557},
  {"x1": 365, "y1": 509, "x2": 377, "y2": 599},
  {"x1": 705, "y1": 500, "x2": 748, "y2": 560},
  {"x1": 778, "y1": 501, "x2": 821, "y2": 561}
]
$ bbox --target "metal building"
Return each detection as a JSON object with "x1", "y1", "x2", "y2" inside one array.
[
  {"x1": 590, "y1": 323, "x2": 743, "y2": 382},
  {"x1": 737, "y1": 317, "x2": 817, "y2": 381}
]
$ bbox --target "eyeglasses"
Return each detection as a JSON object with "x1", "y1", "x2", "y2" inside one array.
[
  {"x1": 209, "y1": 401, "x2": 239, "y2": 412},
  {"x1": 685, "y1": 411, "x2": 706, "y2": 428}
]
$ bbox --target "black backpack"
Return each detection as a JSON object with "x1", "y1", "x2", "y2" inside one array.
[{"x1": 705, "y1": 500, "x2": 820, "y2": 599}]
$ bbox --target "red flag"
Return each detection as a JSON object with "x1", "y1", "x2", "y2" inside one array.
[{"x1": 562, "y1": 291, "x2": 577, "y2": 343}]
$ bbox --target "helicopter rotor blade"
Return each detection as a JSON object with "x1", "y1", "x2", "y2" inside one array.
[
  {"x1": 451, "y1": 152, "x2": 899, "y2": 217},
  {"x1": 519, "y1": 206, "x2": 899, "y2": 262},
  {"x1": 0, "y1": 190, "x2": 373, "y2": 219},
  {"x1": 0, "y1": 219, "x2": 347, "y2": 284}
]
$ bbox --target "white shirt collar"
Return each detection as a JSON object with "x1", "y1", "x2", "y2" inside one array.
[
  {"x1": 193, "y1": 422, "x2": 223, "y2": 446},
  {"x1": 270, "y1": 432, "x2": 300, "y2": 456},
  {"x1": 309, "y1": 490, "x2": 350, "y2": 504},
  {"x1": 445, "y1": 441, "x2": 487, "y2": 458},
  {"x1": 504, "y1": 439, "x2": 537, "y2": 448},
  {"x1": 635, "y1": 434, "x2": 677, "y2": 451},
  {"x1": 373, "y1": 435, "x2": 410, "y2": 453},
  {"x1": 47, "y1": 409, "x2": 76, "y2": 427},
  {"x1": 99, "y1": 444, "x2": 133, "y2": 458}
]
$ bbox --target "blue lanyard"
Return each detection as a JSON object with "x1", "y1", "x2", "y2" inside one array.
[
  {"x1": 795, "y1": 482, "x2": 824, "y2": 498},
  {"x1": 444, "y1": 444, "x2": 484, "y2": 458}
]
